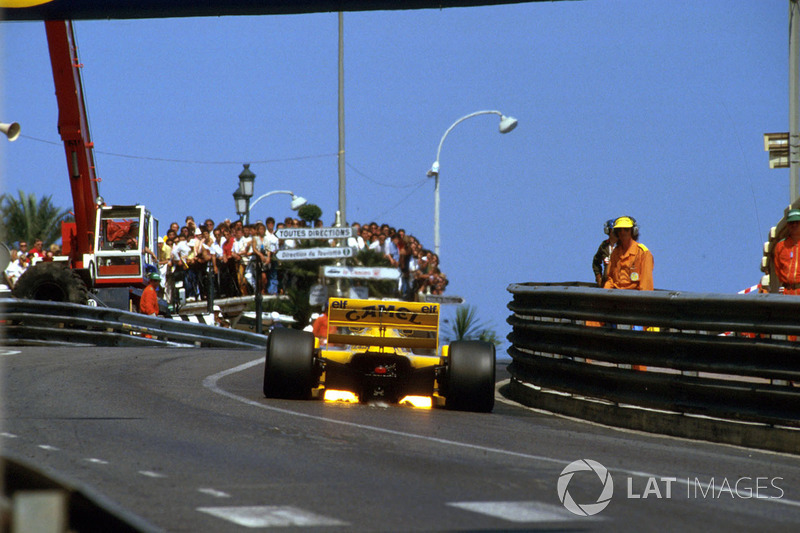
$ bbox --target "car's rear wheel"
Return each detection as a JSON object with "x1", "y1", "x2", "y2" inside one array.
[
  {"x1": 263, "y1": 327, "x2": 316, "y2": 399},
  {"x1": 444, "y1": 340, "x2": 496, "y2": 412}
]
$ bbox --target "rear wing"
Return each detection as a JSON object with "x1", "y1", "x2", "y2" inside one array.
[{"x1": 327, "y1": 298, "x2": 439, "y2": 350}]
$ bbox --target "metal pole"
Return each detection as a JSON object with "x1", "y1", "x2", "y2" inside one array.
[
  {"x1": 255, "y1": 257, "x2": 263, "y2": 335},
  {"x1": 791, "y1": 0, "x2": 800, "y2": 203},
  {"x1": 337, "y1": 11, "x2": 346, "y2": 224},
  {"x1": 434, "y1": 174, "x2": 440, "y2": 257},
  {"x1": 206, "y1": 261, "x2": 214, "y2": 313},
  {"x1": 428, "y1": 110, "x2": 516, "y2": 257}
]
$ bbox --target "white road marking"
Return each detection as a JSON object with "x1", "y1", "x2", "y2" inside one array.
[
  {"x1": 198, "y1": 488, "x2": 232, "y2": 498},
  {"x1": 448, "y1": 501, "x2": 582, "y2": 523},
  {"x1": 197, "y1": 505, "x2": 348, "y2": 527},
  {"x1": 84, "y1": 458, "x2": 109, "y2": 465},
  {"x1": 0, "y1": 350, "x2": 21, "y2": 356},
  {"x1": 204, "y1": 359, "x2": 800, "y2": 510},
  {"x1": 138, "y1": 470, "x2": 167, "y2": 478},
  {"x1": 0, "y1": 432, "x2": 18, "y2": 438},
  {"x1": 37, "y1": 444, "x2": 59, "y2": 451},
  {"x1": 203, "y1": 359, "x2": 567, "y2": 466}
]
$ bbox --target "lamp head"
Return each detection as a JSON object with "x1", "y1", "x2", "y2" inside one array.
[
  {"x1": 499, "y1": 115, "x2": 518, "y2": 134},
  {"x1": 238, "y1": 163, "x2": 256, "y2": 197},
  {"x1": 233, "y1": 186, "x2": 247, "y2": 215},
  {"x1": 290, "y1": 195, "x2": 308, "y2": 211},
  {"x1": 0, "y1": 122, "x2": 20, "y2": 142}
]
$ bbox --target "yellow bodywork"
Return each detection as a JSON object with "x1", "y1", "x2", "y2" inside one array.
[
  {"x1": 326, "y1": 297, "x2": 440, "y2": 352},
  {"x1": 317, "y1": 298, "x2": 447, "y2": 406}
]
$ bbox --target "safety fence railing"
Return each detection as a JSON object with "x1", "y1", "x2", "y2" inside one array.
[
  {"x1": 0, "y1": 298, "x2": 267, "y2": 349},
  {"x1": 2, "y1": 455, "x2": 157, "y2": 532},
  {"x1": 505, "y1": 282, "x2": 800, "y2": 454}
]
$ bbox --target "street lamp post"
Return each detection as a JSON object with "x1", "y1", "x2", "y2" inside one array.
[
  {"x1": 234, "y1": 163, "x2": 256, "y2": 224},
  {"x1": 426, "y1": 110, "x2": 517, "y2": 257},
  {"x1": 230, "y1": 164, "x2": 309, "y2": 334},
  {"x1": 233, "y1": 164, "x2": 308, "y2": 223}
]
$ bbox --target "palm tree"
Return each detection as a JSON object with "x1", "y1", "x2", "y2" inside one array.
[
  {"x1": 0, "y1": 190, "x2": 72, "y2": 246},
  {"x1": 444, "y1": 304, "x2": 502, "y2": 346}
]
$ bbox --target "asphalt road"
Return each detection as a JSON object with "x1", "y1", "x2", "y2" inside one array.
[{"x1": 2, "y1": 347, "x2": 799, "y2": 532}]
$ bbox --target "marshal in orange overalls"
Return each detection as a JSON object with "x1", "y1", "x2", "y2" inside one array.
[
  {"x1": 603, "y1": 241, "x2": 654, "y2": 291},
  {"x1": 773, "y1": 237, "x2": 800, "y2": 295}
]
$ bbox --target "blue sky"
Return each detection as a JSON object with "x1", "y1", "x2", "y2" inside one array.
[{"x1": 0, "y1": 1, "x2": 790, "y2": 346}]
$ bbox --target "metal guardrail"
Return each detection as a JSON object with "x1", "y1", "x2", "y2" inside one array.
[
  {"x1": 2, "y1": 455, "x2": 160, "y2": 532},
  {"x1": 505, "y1": 282, "x2": 800, "y2": 454},
  {"x1": 0, "y1": 298, "x2": 268, "y2": 349}
]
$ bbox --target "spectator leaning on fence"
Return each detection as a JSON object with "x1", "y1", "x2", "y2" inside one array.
[
  {"x1": 4, "y1": 249, "x2": 28, "y2": 288},
  {"x1": 772, "y1": 208, "x2": 800, "y2": 295},
  {"x1": 603, "y1": 216, "x2": 654, "y2": 291}
]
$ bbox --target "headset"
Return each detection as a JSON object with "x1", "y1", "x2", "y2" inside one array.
[
  {"x1": 614, "y1": 215, "x2": 639, "y2": 239},
  {"x1": 603, "y1": 219, "x2": 615, "y2": 235}
]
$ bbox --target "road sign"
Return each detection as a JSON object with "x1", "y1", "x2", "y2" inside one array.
[
  {"x1": 276, "y1": 247, "x2": 356, "y2": 261},
  {"x1": 309, "y1": 284, "x2": 329, "y2": 306},
  {"x1": 419, "y1": 294, "x2": 464, "y2": 305},
  {"x1": 275, "y1": 227, "x2": 355, "y2": 240},
  {"x1": 322, "y1": 265, "x2": 400, "y2": 280}
]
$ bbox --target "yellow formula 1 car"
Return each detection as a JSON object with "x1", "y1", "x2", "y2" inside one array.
[{"x1": 262, "y1": 297, "x2": 495, "y2": 412}]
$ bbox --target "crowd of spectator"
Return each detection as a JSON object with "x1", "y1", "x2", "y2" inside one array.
[
  {"x1": 2, "y1": 238, "x2": 62, "y2": 289},
  {"x1": 345, "y1": 221, "x2": 448, "y2": 300},
  {"x1": 154, "y1": 216, "x2": 447, "y2": 305},
  {"x1": 2, "y1": 215, "x2": 448, "y2": 305}
]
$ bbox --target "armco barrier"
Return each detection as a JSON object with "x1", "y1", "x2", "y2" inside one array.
[
  {"x1": 2, "y1": 455, "x2": 159, "y2": 532},
  {"x1": 506, "y1": 282, "x2": 800, "y2": 454},
  {"x1": 0, "y1": 298, "x2": 267, "y2": 349}
]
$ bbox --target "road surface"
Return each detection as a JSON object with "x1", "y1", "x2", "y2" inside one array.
[{"x1": 2, "y1": 347, "x2": 799, "y2": 531}]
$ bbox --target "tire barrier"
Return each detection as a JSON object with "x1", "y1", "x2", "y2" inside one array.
[
  {"x1": 0, "y1": 298, "x2": 267, "y2": 349},
  {"x1": 506, "y1": 282, "x2": 800, "y2": 454}
]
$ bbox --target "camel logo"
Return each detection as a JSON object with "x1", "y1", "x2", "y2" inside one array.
[{"x1": 557, "y1": 459, "x2": 614, "y2": 516}]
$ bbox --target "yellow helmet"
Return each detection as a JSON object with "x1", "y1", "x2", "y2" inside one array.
[{"x1": 613, "y1": 216, "x2": 636, "y2": 229}]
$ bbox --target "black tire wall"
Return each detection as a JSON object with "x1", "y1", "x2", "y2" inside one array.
[{"x1": 12, "y1": 263, "x2": 90, "y2": 305}]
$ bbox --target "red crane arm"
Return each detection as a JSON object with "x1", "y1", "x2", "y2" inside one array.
[{"x1": 45, "y1": 20, "x2": 99, "y2": 259}]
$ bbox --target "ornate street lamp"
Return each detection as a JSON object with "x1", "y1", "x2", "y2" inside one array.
[
  {"x1": 235, "y1": 163, "x2": 256, "y2": 224},
  {"x1": 232, "y1": 185, "x2": 248, "y2": 221}
]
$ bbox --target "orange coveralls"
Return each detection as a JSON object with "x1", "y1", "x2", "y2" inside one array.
[
  {"x1": 140, "y1": 283, "x2": 159, "y2": 315},
  {"x1": 603, "y1": 241, "x2": 654, "y2": 291},
  {"x1": 773, "y1": 237, "x2": 800, "y2": 295}
]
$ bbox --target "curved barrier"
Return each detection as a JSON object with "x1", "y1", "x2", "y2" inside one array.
[
  {"x1": 2, "y1": 455, "x2": 157, "y2": 533},
  {"x1": 506, "y1": 282, "x2": 800, "y2": 454},
  {"x1": 0, "y1": 298, "x2": 267, "y2": 349}
]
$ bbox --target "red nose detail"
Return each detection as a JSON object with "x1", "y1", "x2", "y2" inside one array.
[{"x1": 374, "y1": 366, "x2": 387, "y2": 374}]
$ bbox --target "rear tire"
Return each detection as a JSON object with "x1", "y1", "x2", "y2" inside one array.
[
  {"x1": 12, "y1": 262, "x2": 89, "y2": 305},
  {"x1": 263, "y1": 328, "x2": 316, "y2": 400},
  {"x1": 445, "y1": 340, "x2": 496, "y2": 413}
]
